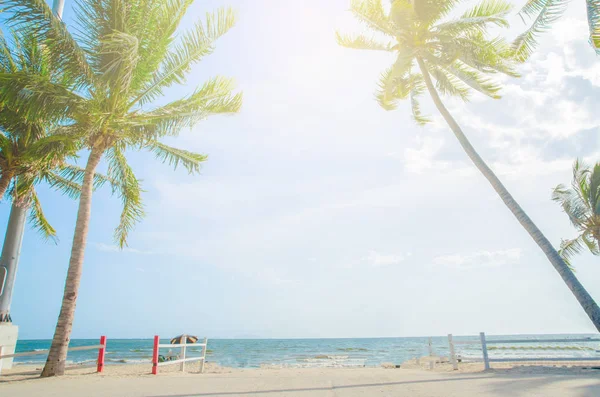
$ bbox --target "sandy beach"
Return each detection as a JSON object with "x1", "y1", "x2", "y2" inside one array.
[{"x1": 1, "y1": 361, "x2": 599, "y2": 396}]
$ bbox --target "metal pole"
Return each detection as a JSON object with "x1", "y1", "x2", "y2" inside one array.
[
  {"x1": 0, "y1": 204, "x2": 28, "y2": 323},
  {"x1": 480, "y1": 332, "x2": 490, "y2": 370},
  {"x1": 448, "y1": 334, "x2": 458, "y2": 370},
  {"x1": 180, "y1": 338, "x2": 186, "y2": 372},
  {"x1": 52, "y1": 0, "x2": 65, "y2": 19}
]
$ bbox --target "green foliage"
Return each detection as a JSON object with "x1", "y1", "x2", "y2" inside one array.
[
  {"x1": 337, "y1": 0, "x2": 517, "y2": 123},
  {"x1": 1, "y1": 0, "x2": 242, "y2": 247},
  {"x1": 516, "y1": 0, "x2": 600, "y2": 60},
  {"x1": 552, "y1": 160, "x2": 600, "y2": 267},
  {"x1": 0, "y1": 29, "x2": 85, "y2": 240}
]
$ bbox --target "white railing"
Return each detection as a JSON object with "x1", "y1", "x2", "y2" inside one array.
[
  {"x1": 151, "y1": 336, "x2": 208, "y2": 375},
  {"x1": 445, "y1": 332, "x2": 600, "y2": 370},
  {"x1": 0, "y1": 336, "x2": 107, "y2": 375}
]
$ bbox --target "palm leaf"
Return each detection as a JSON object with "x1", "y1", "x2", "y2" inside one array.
[
  {"x1": 3, "y1": 0, "x2": 96, "y2": 89},
  {"x1": 131, "y1": 7, "x2": 238, "y2": 107},
  {"x1": 435, "y1": 0, "x2": 512, "y2": 35},
  {"x1": 557, "y1": 236, "x2": 585, "y2": 270},
  {"x1": 350, "y1": 0, "x2": 396, "y2": 36},
  {"x1": 587, "y1": 0, "x2": 600, "y2": 53},
  {"x1": 28, "y1": 186, "x2": 57, "y2": 242},
  {"x1": 106, "y1": 146, "x2": 145, "y2": 248},
  {"x1": 144, "y1": 141, "x2": 208, "y2": 174},
  {"x1": 335, "y1": 32, "x2": 394, "y2": 51},
  {"x1": 127, "y1": 76, "x2": 242, "y2": 140},
  {"x1": 514, "y1": 0, "x2": 568, "y2": 61}
]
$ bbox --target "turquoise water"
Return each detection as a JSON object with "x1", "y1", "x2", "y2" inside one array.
[{"x1": 14, "y1": 334, "x2": 600, "y2": 368}]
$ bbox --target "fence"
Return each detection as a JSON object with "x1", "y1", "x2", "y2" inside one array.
[
  {"x1": 151, "y1": 336, "x2": 208, "y2": 375},
  {"x1": 0, "y1": 336, "x2": 106, "y2": 375},
  {"x1": 446, "y1": 332, "x2": 600, "y2": 370}
]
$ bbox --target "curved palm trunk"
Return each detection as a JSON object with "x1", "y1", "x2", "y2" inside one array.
[
  {"x1": 416, "y1": 57, "x2": 600, "y2": 331},
  {"x1": 0, "y1": 170, "x2": 15, "y2": 200},
  {"x1": 41, "y1": 147, "x2": 103, "y2": 377}
]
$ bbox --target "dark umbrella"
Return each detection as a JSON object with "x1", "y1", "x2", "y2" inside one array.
[{"x1": 170, "y1": 334, "x2": 198, "y2": 344}]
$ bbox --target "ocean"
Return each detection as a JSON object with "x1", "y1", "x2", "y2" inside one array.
[{"x1": 14, "y1": 334, "x2": 600, "y2": 368}]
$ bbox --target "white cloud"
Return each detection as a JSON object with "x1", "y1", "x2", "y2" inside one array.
[
  {"x1": 433, "y1": 248, "x2": 521, "y2": 270},
  {"x1": 362, "y1": 251, "x2": 411, "y2": 268}
]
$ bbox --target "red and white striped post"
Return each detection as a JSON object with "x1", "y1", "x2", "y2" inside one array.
[
  {"x1": 152, "y1": 335, "x2": 160, "y2": 375},
  {"x1": 96, "y1": 336, "x2": 107, "y2": 373}
]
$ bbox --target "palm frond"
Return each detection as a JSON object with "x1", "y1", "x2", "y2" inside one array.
[
  {"x1": 552, "y1": 184, "x2": 589, "y2": 228},
  {"x1": 3, "y1": 0, "x2": 96, "y2": 89},
  {"x1": 144, "y1": 141, "x2": 207, "y2": 174},
  {"x1": 335, "y1": 32, "x2": 394, "y2": 51},
  {"x1": 106, "y1": 146, "x2": 145, "y2": 248},
  {"x1": 410, "y1": 86, "x2": 430, "y2": 125},
  {"x1": 0, "y1": 72, "x2": 87, "y2": 122},
  {"x1": 429, "y1": 65, "x2": 471, "y2": 101},
  {"x1": 128, "y1": 0, "x2": 196, "y2": 94},
  {"x1": 131, "y1": 7, "x2": 237, "y2": 107},
  {"x1": 412, "y1": 0, "x2": 461, "y2": 26},
  {"x1": 43, "y1": 171, "x2": 81, "y2": 199},
  {"x1": 350, "y1": 0, "x2": 396, "y2": 36},
  {"x1": 444, "y1": 62, "x2": 503, "y2": 99},
  {"x1": 22, "y1": 134, "x2": 81, "y2": 167},
  {"x1": 28, "y1": 187, "x2": 57, "y2": 242},
  {"x1": 127, "y1": 76, "x2": 242, "y2": 140},
  {"x1": 56, "y1": 164, "x2": 112, "y2": 190},
  {"x1": 514, "y1": 0, "x2": 568, "y2": 61},
  {"x1": 435, "y1": 0, "x2": 512, "y2": 35},
  {"x1": 582, "y1": 232, "x2": 600, "y2": 255},
  {"x1": 445, "y1": 35, "x2": 520, "y2": 78},
  {"x1": 587, "y1": 0, "x2": 600, "y2": 53},
  {"x1": 557, "y1": 236, "x2": 585, "y2": 270},
  {"x1": 0, "y1": 30, "x2": 18, "y2": 73},
  {"x1": 97, "y1": 31, "x2": 140, "y2": 101}
]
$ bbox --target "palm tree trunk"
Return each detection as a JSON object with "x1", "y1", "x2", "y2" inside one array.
[
  {"x1": 0, "y1": 170, "x2": 15, "y2": 200},
  {"x1": 41, "y1": 147, "x2": 103, "y2": 377},
  {"x1": 416, "y1": 57, "x2": 600, "y2": 331}
]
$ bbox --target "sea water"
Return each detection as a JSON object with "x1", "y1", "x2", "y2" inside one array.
[{"x1": 14, "y1": 334, "x2": 600, "y2": 368}]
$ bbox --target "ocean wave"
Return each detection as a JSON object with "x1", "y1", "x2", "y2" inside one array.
[{"x1": 336, "y1": 348, "x2": 368, "y2": 352}]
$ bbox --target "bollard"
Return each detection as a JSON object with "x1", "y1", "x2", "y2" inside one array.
[
  {"x1": 97, "y1": 336, "x2": 107, "y2": 373},
  {"x1": 152, "y1": 335, "x2": 160, "y2": 375}
]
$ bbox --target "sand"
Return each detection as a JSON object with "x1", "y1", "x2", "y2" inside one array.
[{"x1": 1, "y1": 361, "x2": 599, "y2": 396}]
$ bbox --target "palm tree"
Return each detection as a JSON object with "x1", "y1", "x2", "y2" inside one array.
[
  {"x1": 2, "y1": 0, "x2": 242, "y2": 377},
  {"x1": 0, "y1": 30, "x2": 81, "y2": 202},
  {"x1": 515, "y1": 0, "x2": 600, "y2": 60},
  {"x1": 337, "y1": 0, "x2": 600, "y2": 331},
  {"x1": 0, "y1": 29, "x2": 106, "y2": 324},
  {"x1": 552, "y1": 160, "x2": 600, "y2": 266}
]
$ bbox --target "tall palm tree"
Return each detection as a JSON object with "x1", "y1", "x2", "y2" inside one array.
[
  {"x1": 0, "y1": 31, "x2": 81, "y2": 202},
  {"x1": 0, "y1": 28, "x2": 108, "y2": 324},
  {"x1": 2, "y1": 0, "x2": 242, "y2": 377},
  {"x1": 337, "y1": 0, "x2": 600, "y2": 331},
  {"x1": 552, "y1": 160, "x2": 600, "y2": 266},
  {"x1": 515, "y1": 0, "x2": 600, "y2": 60}
]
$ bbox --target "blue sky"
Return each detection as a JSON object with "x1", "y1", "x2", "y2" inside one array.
[{"x1": 3, "y1": 0, "x2": 600, "y2": 340}]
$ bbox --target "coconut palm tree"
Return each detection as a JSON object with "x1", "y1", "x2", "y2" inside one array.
[
  {"x1": 0, "y1": 30, "x2": 81, "y2": 202},
  {"x1": 552, "y1": 160, "x2": 600, "y2": 266},
  {"x1": 1, "y1": 0, "x2": 242, "y2": 376},
  {"x1": 515, "y1": 0, "x2": 600, "y2": 60},
  {"x1": 337, "y1": 0, "x2": 600, "y2": 330},
  {"x1": 0, "y1": 28, "x2": 111, "y2": 324}
]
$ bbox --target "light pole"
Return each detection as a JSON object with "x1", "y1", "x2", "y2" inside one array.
[{"x1": 0, "y1": 0, "x2": 66, "y2": 369}]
